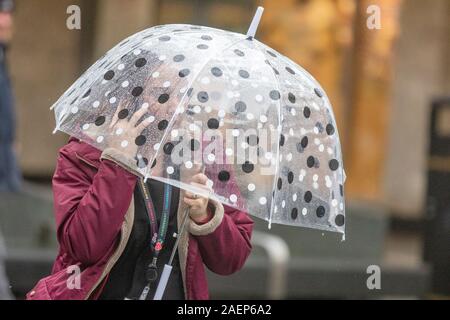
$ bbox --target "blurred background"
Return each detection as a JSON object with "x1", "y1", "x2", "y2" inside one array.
[{"x1": 0, "y1": 0, "x2": 449, "y2": 299}]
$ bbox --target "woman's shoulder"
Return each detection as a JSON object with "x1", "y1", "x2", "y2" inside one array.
[{"x1": 58, "y1": 137, "x2": 102, "y2": 168}]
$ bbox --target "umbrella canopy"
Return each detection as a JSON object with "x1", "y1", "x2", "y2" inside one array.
[{"x1": 51, "y1": 20, "x2": 345, "y2": 235}]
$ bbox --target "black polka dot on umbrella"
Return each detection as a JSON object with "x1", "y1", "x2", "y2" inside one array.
[
  {"x1": 272, "y1": 68, "x2": 280, "y2": 75},
  {"x1": 158, "y1": 93, "x2": 170, "y2": 104},
  {"x1": 315, "y1": 122, "x2": 324, "y2": 134},
  {"x1": 158, "y1": 120, "x2": 168, "y2": 131},
  {"x1": 135, "y1": 58, "x2": 147, "y2": 68},
  {"x1": 67, "y1": 88, "x2": 76, "y2": 97},
  {"x1": 95, "y1": 116, "x2": 106, "y2": 126},
  {"x1": 291, "y1": 208, "x2": 298, "y2": 220},
  {"x1": 235, "y1": 101, "x2": 247, "y2": 113},
  {"x1": 335, "y1": 214, "x2": 345, "y2": 227},
  {"x1": 270, "y1": 90, "x2": 281, "y2": 100},
  {"x1": 211, "y1": 67, "x2": 223, "y2": 77},
  {"x1": 80, "y1": 78, "x2": 88, "y2": 87},
  {"x1": 201, "y1": 35, "x2": 212, "y2": 41},
  {"x1": 136, "y1": 157, "x2": 149, "y2": 169},
  {"x1": 70, "y1": 97, "x2": 78, "y2": 105},
  {"x1": 186, "y1": 105, "x2": 196, "y2": 116},
  {"x1": 179, "y1": 69, "x2": 190, "y2": 77},
  {"x1": 267, "y1": 50, "x2": 277, "y2": 57},
  {"x1": 234, "y1": 49, "x2": 245, "y2": 57},
  {"x1": 329, "y1": 159, "x2": 340, "y2": 171},
  {"x1": 300, "y1": 136, "x2": 309, "y2": 149},
  {"x1": 326, "y1": 124, "x2": 335, "y2": 135},
  {"x1": 163, "y1": 142, "x2": 174, "y2": 155},
  {"x1": 242, "y1": 161, "x2": 254, "y2": 173},
  {"x1": 316, "y1": 206, "x2": 326, "y2": 218},
  {"x1": 304, "y1": 191, "x2": 312, "y2": 203},
  {"x1": 340, "y1": 184, "x2": 344, "y2": 197},
  {"x1": 239, "y1": 70, "x2": 250, "y2": 79},
  {"x1": 288, "y1": 171, "x2": 294, "y2": 184},
  {"x1": 207, "y1": 118, "x2": 220, "y2": 129},
  {"x1": 286, "y1": 66, "x2": 295, "y2": 75},
  {"x1": 279, "y1": 134, "x2": 285, "y2": 147},
  {"x1": 135, "y1": 135, "x2": 146, "y2": 146},
  {"x1": 197, "y1": 44, "x2": 208, "y2": 50},
  {"x1": 218, "y1": 170, "x2": 230, "y2": 182},
  {"x1": 173, "y1": 54, "x2": 185, "y2": 62},
  {"x1": 307, "y1": 156, "x2": 316, "y2": 168},
  {"x1": 104, "y1": 70, "x2": 115, "y2": 80},
  {"x1": 197, "y1": 91, "x2": 209, "y2": 103},
  {"x1": 303, "y1": 106, "x2": 311, "y2": 118},
  {"x1": 277, "y1": 178, "x2": 282, "y2": 190},
  {"x1": 159, "y1": 35, "x2": 171, "y2": 41},
  {"x1": 98, "y1": 60, "x2": 108, "y2": 68},
  {"x1": 82, "y1": 89, "x2": 91, "y2": 99},
  {"x1": 132, "y1": 86, "x2": 144, "y2": 97},
  {"x1": 118, "y1": 109, "x2": 129, "y2": 119},
  {"x1": 288, "y1": 92, "x2": 296, "y2": 104},
  {"x1": 314, "y1": 88, "x2": 324, "y2": 98}
]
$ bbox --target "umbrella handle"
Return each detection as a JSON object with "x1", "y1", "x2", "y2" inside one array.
[{"x1": 153, "y1": 264, "x2": 173, "y2": 300}]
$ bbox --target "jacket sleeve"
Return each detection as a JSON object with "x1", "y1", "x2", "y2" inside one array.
[
  {"x1": 188, "y1": 199, "x2": 253, "y2": 275},
  {"x1": 53, "y1": 147, "x2": 137, "y2": 266}
]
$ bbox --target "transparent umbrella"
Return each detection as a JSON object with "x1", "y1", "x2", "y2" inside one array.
[{"x1": 51, "y1": 6, "x2": 346, "y2": 299}]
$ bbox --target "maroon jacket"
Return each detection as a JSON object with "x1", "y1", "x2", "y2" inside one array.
[{"x1": 27, "y1": 138, "x2": 253, "y2": 300}]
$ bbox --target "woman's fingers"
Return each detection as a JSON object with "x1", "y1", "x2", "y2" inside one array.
[
  {"x1": 109, "y1": 101, "x2": 124, "y2": 129},
  {"x1": 190, "y1": 173, "x2": 208, "y2": 185},
  {"x1": 129, "y1": 103, "x2": 149, "y2": 127},
  {"x1": 183, "y1": 197, "x2": 205, "y2": 209},
  {"x1": 135, "y1": 116, "x2": 154, "y2": 133},
  {"x1": 185, "y1": 182, "x2": 212, "y2": 199}
]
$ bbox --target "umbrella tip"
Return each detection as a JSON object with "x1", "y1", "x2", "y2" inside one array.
[
  {"x1": 52, "y1": 128, "x2": 58, "y2": 135},
  {"x1": 246, "y1": 6, "x2": 264, "y2": 39}
]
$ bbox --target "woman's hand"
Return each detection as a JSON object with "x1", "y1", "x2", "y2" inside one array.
[
  {"x1": 184, "y1": 173, "x2": 214, "y2": 224},
  {"x1": 107, "y1": 102, "x2": 153, "y2": 156}
]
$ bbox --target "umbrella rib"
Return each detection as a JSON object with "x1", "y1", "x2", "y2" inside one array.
[{"x1": 253, "y1": 40, "x2": 284, "y2": 229}]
